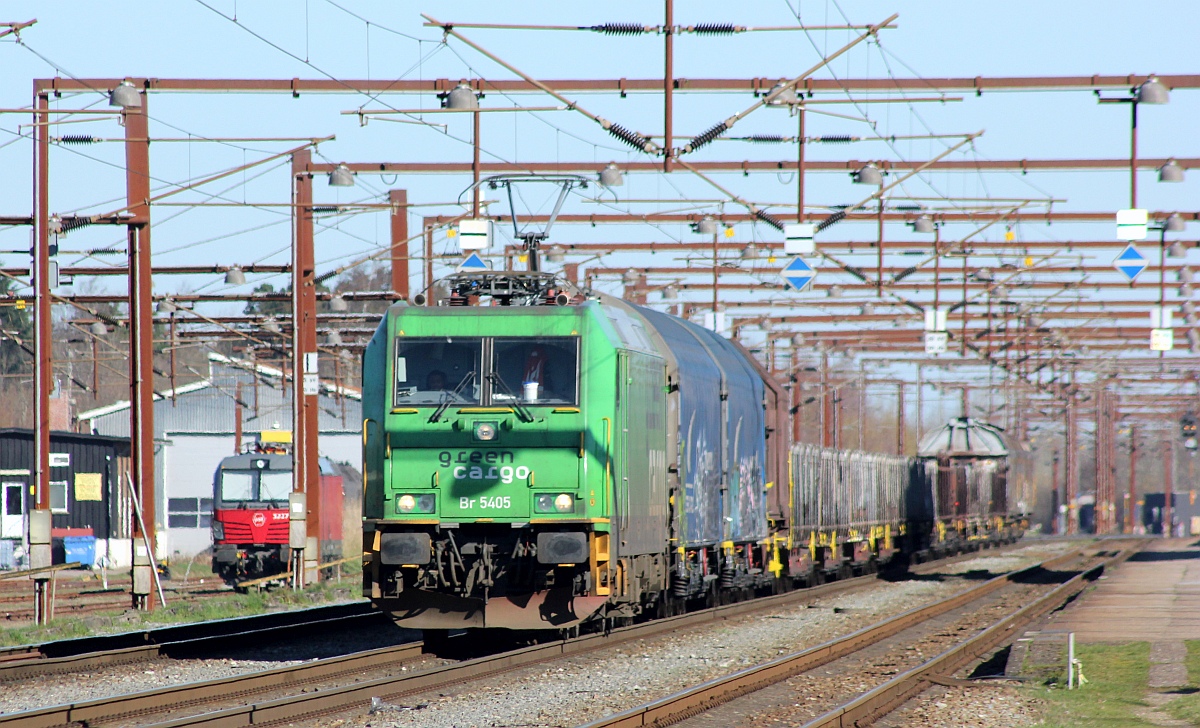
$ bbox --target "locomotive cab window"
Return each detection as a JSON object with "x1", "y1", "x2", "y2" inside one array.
[
  {"x1": 218, "y1": 470, "x2": 290, "y2": 506},
  {"x1": 394, "y1": 337, "x2": 483, "y2": 407},
  {"x1": 259, "y1": 471, "x2": 291, "y2": 502},
  {"x1": 218, "y1": 471, "x2": 255, "y2": 503},
  {"x1": 492, "y1": 337, "x2": 578, "y2": 405}
]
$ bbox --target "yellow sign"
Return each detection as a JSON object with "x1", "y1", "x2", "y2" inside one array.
[
  {"x1": 15, "y1": 299, "x2": 25, "y2": 310},
  {"x1": 74, "y1": 472, "x2": 103, "y2": 501}
]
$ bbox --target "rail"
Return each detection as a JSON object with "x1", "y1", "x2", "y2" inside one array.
[
  {"x1": 0, "y1": 542, "x2": 1037, "y2": 728},
  {"x1": 576, "y1": 543, "x2": 1123, "y2": 728},
  {"x1": 0, "y1": 562, "x2": 82, "y2": 581},
  {"x1": 235, "y1": 554, "x2": 363, "y2": 591},
  {"x1": 801, "y1": 541, "x2": 1144, "y2": 728},
  {"x1": 0, "y1": 601, "x2": 381, "y2": 681}
]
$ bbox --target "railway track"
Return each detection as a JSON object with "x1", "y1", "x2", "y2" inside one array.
[
  {"x1": 0, "y1": 539, "x2": 1048, "y2": 728},
  {"x1": 0, "y1": 601, "x2": 383, "y2": 681},
  {"x1": 577, "y1": 540, "x2": 1143, "y2": 728},
  {"x1": 0, "y1": 578, "x2": 234, "y2": 624}
]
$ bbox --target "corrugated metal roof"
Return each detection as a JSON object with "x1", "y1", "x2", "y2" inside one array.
[{"x1": 80, "y1": 354, "x2": 362, "y2": 437}]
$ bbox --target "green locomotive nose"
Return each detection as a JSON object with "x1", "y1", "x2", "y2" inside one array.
[{"x1": 391, "y1": 443, "x2": 584, "y2": 520}]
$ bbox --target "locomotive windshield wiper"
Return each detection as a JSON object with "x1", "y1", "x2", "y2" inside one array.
[
  {"x1": 486, "y1": 372, "x2": 534, "y2": 423},
  {"x1": 428, "y1": 371, "x2": 476, "y2": 423}
]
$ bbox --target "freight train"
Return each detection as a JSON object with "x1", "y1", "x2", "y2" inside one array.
[{"x1": 361, "y1": 271, "x2": 1024, "y2": 631}]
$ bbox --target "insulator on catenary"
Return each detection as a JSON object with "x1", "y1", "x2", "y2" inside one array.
[
  {"x1": 57, "y1": 135, "x2": 98, "y2": 144},
  {"x1": 682, "y1": 121, "x2": 730, "y2": 153},
  {"x1": 816, "y1": 134, "x2": 854, "y2": 143},
  {"x1": 607, "y1": 123, "x2": 656, "y2": 153},
  {"x1": 587, "y1": 23, "x2": 651, "y2": 35},
  {"x1": 844, "y1": 265, "x2": 868, "y2": 282},
  {"x1": 754, "y1": 209, "x2": 784, "y2": 231},
  {"x1": 741, "y1": 134, "x2": 790, "y2": 144},
  {"x1": 60, "y1": 217, "x2": 93, "y2": 232},
  {"x1": 816, "y1": 210, "x2": 846, "y2": 232},
  {"x1": 893, "y1": 266, "x2": 919, "y2": 282},
  {"x1": 686, "y1": 23, "x2": 739, "y2": 35}
]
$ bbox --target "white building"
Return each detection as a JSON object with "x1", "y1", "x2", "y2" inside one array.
[{"x1": 77, "y1": 353, "x2": 362, "y2": 559}]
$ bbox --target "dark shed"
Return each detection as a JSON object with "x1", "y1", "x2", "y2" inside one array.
[{"x1": 0, "y1": 429, "x2": 132, "y2": 542}]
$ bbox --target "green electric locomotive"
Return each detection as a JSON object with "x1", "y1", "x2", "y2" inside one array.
[{"x1": 361, "y1": 272, "x2": 788, "y2": 631}]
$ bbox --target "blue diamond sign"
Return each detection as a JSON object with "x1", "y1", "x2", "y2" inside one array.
[
  {"x1": 456, "y1": 252, "x2": 489, "y2": 272},
  {"x1": 781, "y1": 256, "x2": 816, "y2": 292},
  {"x1": 1114, "y1": 243, "x2": 1147, "y2": 282}
]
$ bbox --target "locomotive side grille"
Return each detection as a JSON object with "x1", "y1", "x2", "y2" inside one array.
[{"x1": 267, "y1": 522, "x2": 289, "y2": 541}]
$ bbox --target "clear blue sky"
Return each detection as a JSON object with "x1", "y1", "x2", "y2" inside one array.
[{"x1": 0, "y1": 1, "x2": 1196, "y2": 335}]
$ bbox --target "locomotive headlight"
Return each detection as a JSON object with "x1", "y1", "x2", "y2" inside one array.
[
  {"x1": 212, "y1": 522, "x2": 224, "y2": 540},
  {"x1": 473, "y1": 421, "x2": 498, "y2": 442},
  {"x1": 535, "y1": 493, "x2": 575, "y2": 514},
  {"x1": 554, "y1": 493, "x2": 574, "y2": 513},
  {"x1": 396, "y1": 493, "x2": 436, "y2": 514}
]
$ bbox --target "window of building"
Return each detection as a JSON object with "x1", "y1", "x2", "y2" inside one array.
[
  {"x1": 3, "y1": 484, "x2": 22, "y2": 516},
  {"x1": 168, "y1": 497, "x2": 212, "y2": 528},
  {"x1": 50, "y1": 480, "x2": 68, "y2": 514}
]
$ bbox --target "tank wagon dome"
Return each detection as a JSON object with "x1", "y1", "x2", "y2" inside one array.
[{"x1": 916, "y1": 417, "x2": 1008, "y2": 458}]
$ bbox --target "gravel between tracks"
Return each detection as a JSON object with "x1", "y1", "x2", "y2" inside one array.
[
  {"x1": 0, "y1": 623, "x2": 422, "y2": 715},
  {"x1": 723, "y1": 580, "x2": 1056, "y2": 727},
  {"x1": 309, "y1": 540, "x2": 1081, "y2": 728},
  {"x1": 875, "y1": 682, "x2": 1043, "y2": 728}
]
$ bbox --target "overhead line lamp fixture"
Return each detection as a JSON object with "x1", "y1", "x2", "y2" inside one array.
[
  {"x1": 109, "y1": 81, "x2": 141, "y2": 109},
  {"x1": 694, "y1": 216, "x2": 719, "y2": 235},
  {"x1": 263, "y1": 318, "x2": 282, "y2": 334},
  {"x1": 622, "y1": 268, "x2": 639, "y2": 285},
  {"x1": 791, "y1": 333, "x2": 805, "y2": 346},
  {"x1": 912, "y1": 215, "x2": 936, "y2": 234},
  {"x1": 225, "y1": 266, "x2": 246, "y2": 286},
  {"x1": 443, "y1": 82, "x2": 481, "y2": 110},
  {"x1": 598, "y1": 163, "x2": 624, "y2": 187},
  {"x1": 326, "y1": 330, "x2": 343, "y2": 346},
  {"x1": 1137, "y1": 76, "x2": 1170, "y2": 105},
  {"x1": 329, "y1": 293, "x2": 348, "y2": 312},
  {"x1": 662, "y1": 284, "x2": 678, "y2": 301},
  {"x1": 852, "y1": 163, "x2": 883, "y2": 186},
  {"x1": 765, "y1": 80, "x2": 799, "y2": 107},
  {"x1": 827, "y1": 284, "x2": 844, "y2": 298},
  {"x1": 329, "y1": 163, "x2": 355, "y2": 187},
  {"x1": 90, "y1": 321, "x2": 107, "y2": 336},
  {"x1": 1165, "y1": 213, "x2": 1187, "y2": 233},
  {"x1": 1168, "y1": 241, "x2": 1188, "y2": 258},
  {"x1": 156, "y1": 298, "x2": 177, "y2": 314},
  {"x1": 545, "y1": 245, "x2": 566, "y2": 263},
  {"x1": 740, "y1": 243, "x2": 758, "y2": 260},
  {"x1": 861, "y1": 302, "x2": 875, "y2": 316},
  {"x1": 1159, "y1": 159, "x2": 1185, "y2": 183}
]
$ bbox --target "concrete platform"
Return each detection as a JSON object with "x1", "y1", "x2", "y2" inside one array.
[{"x1": 1046, "y1": 538, "x2": 1200, "y2": 643}]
